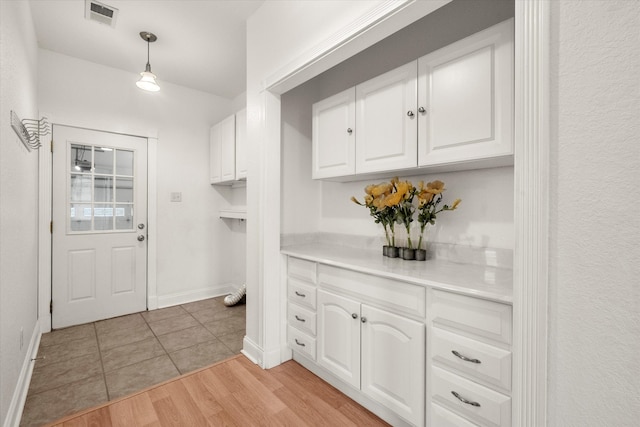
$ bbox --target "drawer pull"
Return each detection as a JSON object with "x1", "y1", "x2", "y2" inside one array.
[
  {"x1": 294, "y1": 315, "x2": 306, "y2": 322},
  {"x1": 295, "y1": 291, "x2": 306, "y2": 298},
  {"x1": 294, "y1": 339, "x2": 306, "y2": 347},
  {"x1": 452, "y1": 350, "x2": 481, "y2": 364},
  {"x1": 451, "y1": 391, "x2": 481, "y2": 407}
]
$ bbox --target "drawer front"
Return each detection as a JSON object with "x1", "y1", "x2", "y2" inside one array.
[
  {"x1": 432, "y1": 366, "x2": 511, "y2": 427},
  {"x1": 318, "y1": 264, "x2": 425, "y2": 318},
  {"x1": 288, "y1": 303, "x2": 317, "y2": 336},
  {"x1": 288, "y1": 257, "x2": 317, "y2": 284},
  {"x1": 431, "y1": 403, "x2": 479, "y2": 427},
  {"x1": 431, "y1": 327, "x2": 511, "y2": 391},
  {"x1": 431, "y1": 290, "x2": 512, "y2": 345},
  {"x1": 288, "y1": 278, "x2": 317, "y2": 310},
  {"x1": 288, "y1": 325, "x2": 316, "y2": 360}
]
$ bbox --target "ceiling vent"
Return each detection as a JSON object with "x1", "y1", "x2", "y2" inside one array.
[{"x1": 85, "y1": 0, "x2": 118, "y2": 28}]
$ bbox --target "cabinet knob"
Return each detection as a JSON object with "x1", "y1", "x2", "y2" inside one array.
[
  {"x1": 347, "y1": 128, "x2": 353, "y2": 134},
  {"x1": 451, "y1": 391, "x2": 481, "y2": 407},
  {"x1": 361, "y1": 317, "x2": 367, "y2": 323},
  {"x1": 406, "y1": 110, "x2": 414, "y2": 117},
  {"x1": 351, "y1": 313, "x2": 358, "y2": 319},
  {"x1": 418, "y1": 106, "x2": 426, "y2": 114}
]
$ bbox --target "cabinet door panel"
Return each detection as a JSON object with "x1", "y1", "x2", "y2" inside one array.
[
  {"x1": 418, "y1": 19, "x2": 513, "y2": 166},
  {"x1": 355, "y1": 62, "x2": 417, "y2": 174},
  {"x1": 219, "y1": 114, "x2": 236, "y2": 182},
  {"x1": 312, "y1": 88, "x2": 356, "y2": 179},
  {"x1": 235, "y1": 108, "x2": 247, "y2": 180},
  {"x1": 317, "y1": 290, "x2": 360, "y2": 388},
  {"x1": 431, "y1": 327, "x2": 511, "y2": 391},
  {"x1": 361, "y1": 305, "x2": 425, "y2": 427},
  {"x1": 209, "y1": 124, "x2": 221, "y2": 183},
  {"x1": 431, "y1": 366, "x2": 511, "y2": 427}
]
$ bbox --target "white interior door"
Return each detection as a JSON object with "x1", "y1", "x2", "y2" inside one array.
[{"x1": 52, "y1": 125, "x2": 148, "y2": 329}]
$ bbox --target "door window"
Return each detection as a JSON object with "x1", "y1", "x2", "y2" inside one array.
[{"x1": 69, "y1": 144, "x2": 135, "y2": 232}]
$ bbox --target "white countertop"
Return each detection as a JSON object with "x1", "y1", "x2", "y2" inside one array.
[{"x1": 281, "y1": 243, "x2": 513, "y2": 304}]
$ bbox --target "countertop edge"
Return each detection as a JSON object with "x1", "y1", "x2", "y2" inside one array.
[{"x1": 281, "y1": 245, "x2": 513, "y2": 304}]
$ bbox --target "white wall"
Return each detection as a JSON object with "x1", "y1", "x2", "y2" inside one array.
[
  {"x1": 547, "y1": 1, "x2": 640, "y2": 425},
  {"x1": 38, "y1": 49, "x2": 238, "y2": 306},
  {"x1": 0, "y1": 2, "x2": 40, "y2": 425}
]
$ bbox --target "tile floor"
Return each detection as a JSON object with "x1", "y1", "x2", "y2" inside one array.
[{"x1": 20, "y1": 296, "x2": 246, "y2": 427}]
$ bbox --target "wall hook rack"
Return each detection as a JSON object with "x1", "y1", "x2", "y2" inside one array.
[{"x1": 10, "y1": 110, "x2": 50, "y2": 152}]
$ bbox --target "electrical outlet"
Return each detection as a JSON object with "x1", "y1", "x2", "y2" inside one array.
[
  {"x1": 170, "y1": 192, "x2": 182, "y2": 202},
  {"x1": 20, "y1": 327, "x2": 23, "y2": 350}
]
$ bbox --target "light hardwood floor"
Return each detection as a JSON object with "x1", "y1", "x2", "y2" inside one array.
[{"x1": 45, "y1": 354, "x2": 389, "y2": 426}]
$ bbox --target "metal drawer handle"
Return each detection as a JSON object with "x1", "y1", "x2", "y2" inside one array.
[
  {"x1": 451, "y1": 391, "x2": 481, "y2": 407},
  {"x1": 294, "y1": 339, "x2": 306, "y2": 347},
  {"x1": 295, "y1": 291, "x2": 306, "y2": 298},
  {"x1": 452, "y1": 350, "x2": 481, "y2": 364},
  {"x1": 295, "y1": 315, "x2": 306, "y2": 322}
]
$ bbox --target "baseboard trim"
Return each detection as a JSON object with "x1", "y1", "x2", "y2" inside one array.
[
  {"x1": 241, "y1": 336, "x2": 262, "y2": 367},
  {"x1": 156, "y1": 284, "x2": 237, "y2": 309},
  {"x1": 3, "y1": 322, "x2": 41, "y2": 427}
]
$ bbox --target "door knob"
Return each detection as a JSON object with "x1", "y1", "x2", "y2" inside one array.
[
  {"x1": 137, "y1": 235, "x2": 145, "y2": 242},
  {"x1": 138, "y1": 223, "x2": 145, "y2": 230}
]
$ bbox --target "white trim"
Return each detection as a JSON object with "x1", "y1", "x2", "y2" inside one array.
[
  {"x1": 156, "y1": 284, "x2": 236, "y2": 309},
  {"x1": 264, "y1": 0, "x2": 452, "y2": 94},
  {"x1": 3, "y1": 322, "x2": 41, "y2": 427},
  {"x1": 241, "y1": 336, "x2": 263, "y2": 367},
  {"x1": 513, "y1": 1, "x2": 549, "y2": 426},
  {"x1": 37, "y1": 112, "x2": 53, "y2": 333},
  {"x1": 146, "y1": 137, "x2": 158, "y2": 310}
]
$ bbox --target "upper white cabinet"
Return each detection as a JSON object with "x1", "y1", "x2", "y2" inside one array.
[
  {"x1": 210, "y1": 110, "x2": 247, "y2": 185},
  {"x1": 311, "y1": 19, "x2": 514, "y2": 180},
  {"x1": 355, "y1": 62, "x2": 418, "y2": 174},
  {"x1": 418, "y1": 19, "x2": 514, "y2": 167},
  {"x1": 209, "y1": 122, "x2": 221, "y2": 183},
  {"x1": 312, "y1": 88, "x2": 356, "y2": 179},
  {"x1": 235, "y1": 108, "x2": 247, "y2": 180}
]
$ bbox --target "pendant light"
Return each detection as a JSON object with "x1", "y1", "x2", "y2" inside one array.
[{"x1": 136, "y1": 31, "x2": 160, "y2": 92}]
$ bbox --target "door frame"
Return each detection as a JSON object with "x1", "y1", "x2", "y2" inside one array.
[{"x1": 38, "y1": 118, "x2": 158, "y2": 332}]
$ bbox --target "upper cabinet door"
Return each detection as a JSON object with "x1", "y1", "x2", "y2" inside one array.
[
  {"x1": 312, "y1": 88, "x2": 356, "y2": 179},
  {"x1": 219, "y1": 114, "x2": 236, "y2": 182},
  {"x1": 209, "y1": 123, "x2": 221, "y2": 184},
  {"x1": 355, "y1": 61, "x2": 417, "y2": 174},
  {"x1": 235, "y1": 108, "x2": 247, "y2": 180},
  {"x1": 418, "y1": 19, "x2": 514, "y2": 167}
]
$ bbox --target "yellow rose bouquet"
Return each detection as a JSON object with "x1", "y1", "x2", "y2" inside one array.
[
  {"x1": 351, "y1": 181, "x2": 397, "y2": 248},
  {"x1": 416, "y1": 180, "x2": 461, "y2": 251}
]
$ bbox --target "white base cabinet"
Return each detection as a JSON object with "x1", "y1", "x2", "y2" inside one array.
[
  {"x1": 285, "y1": 254, "x2": 513, "y2": 427},
  {"x1": 427, "y1": 289, "x2": 512, "y2": 427},
  {"x1": 317, "y1": 289, "x2": 425, "y2": 427}
]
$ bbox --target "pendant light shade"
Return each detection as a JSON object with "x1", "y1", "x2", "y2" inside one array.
[{"x1": 136, "y1": 32, "x2": 160, "y2": 92}]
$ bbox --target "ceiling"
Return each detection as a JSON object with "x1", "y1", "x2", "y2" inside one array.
[{"x1": 29, "y1": 0, "x2": 264, "y2": 99}]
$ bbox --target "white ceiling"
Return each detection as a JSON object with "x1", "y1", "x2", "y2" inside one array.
[{"x1": 29, "y1": 0, "x2": 264, "y2": 99}]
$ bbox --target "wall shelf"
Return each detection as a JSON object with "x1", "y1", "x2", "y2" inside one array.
[{"x1": 219, "y1": 208, "x2": 247, "y2": 220}]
